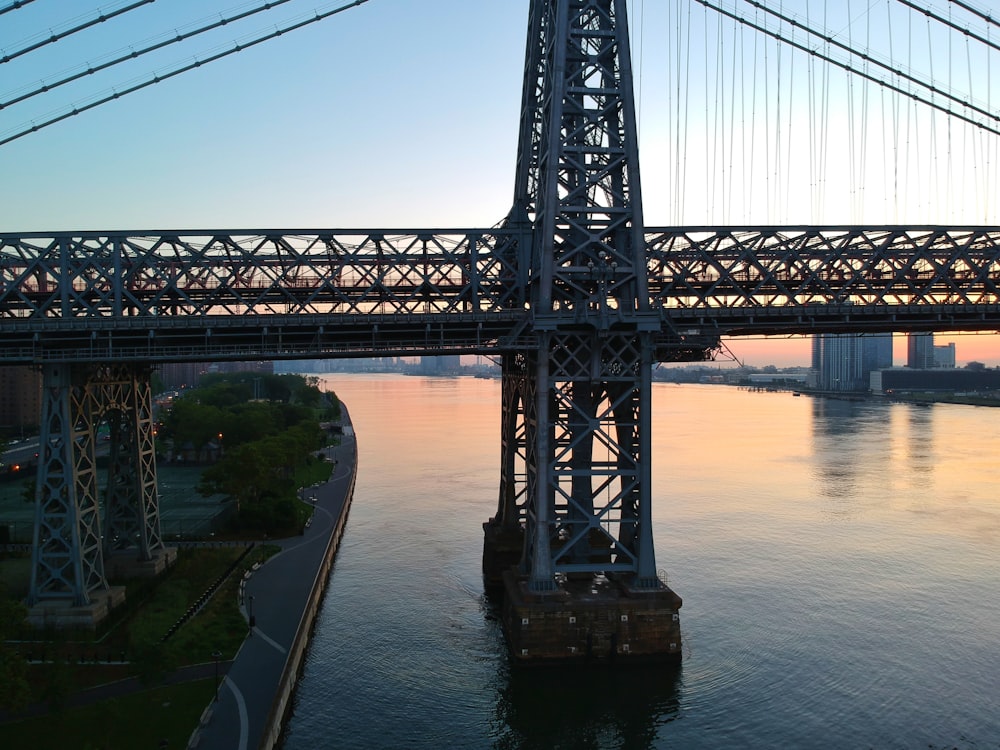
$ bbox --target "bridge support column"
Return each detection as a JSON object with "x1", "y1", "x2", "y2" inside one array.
[
  {"x1": 27, "y1": 363, "x2": 170, "y2": 629},
  {"x1": 101, "y1": 365, "x2": 175, "y2": 579},
  {"x1": 488, "y1": 331, "x2": 682, "y2": 664},
  {"x1": 483, "y1": 353, "x2": 528, "y2": 591}
]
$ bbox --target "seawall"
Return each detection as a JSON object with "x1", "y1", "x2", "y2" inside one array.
[{"x1": 258, "y1": 419, "x2": 358, "y2": 749}]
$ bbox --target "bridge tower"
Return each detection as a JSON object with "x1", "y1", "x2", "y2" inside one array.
[
  {"x1": 484, "y1": 0, "x2": 683, "y2": 663},
  {"x1": 26, "y1": 364, "x2": 173, "y2": 628}
]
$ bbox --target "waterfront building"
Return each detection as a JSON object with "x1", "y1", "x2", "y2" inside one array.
[
  {"x1": 933, "y1": 342, "x2": 957, "y2": 368},
  {"x1": 871, "y1": 367, "x2": 1000, "y2": 393},
  {"x1": 907, "y1": 332, "x2": 935, "y2": 368},
  {"x1": 811, "y1": 333, "x2": 892, "y2": 392}
]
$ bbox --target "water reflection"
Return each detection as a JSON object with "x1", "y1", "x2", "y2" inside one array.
[
  {"x1": 902, "y1": 402, "x2": 935, "y2": 476},
  {"x1": 494, "y1": 662, "x2": 681, "y2": 750},
  {"x1": 283, "y1": 376, "x2": 1000, "y2": 749},
  {"x1": 810, "y1": 397, "x2": 868, "y2": 507}
]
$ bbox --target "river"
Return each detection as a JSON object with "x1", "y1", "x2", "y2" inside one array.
[{"x1": 280, "y1": 374, "x2": 1000, "y2": 749}]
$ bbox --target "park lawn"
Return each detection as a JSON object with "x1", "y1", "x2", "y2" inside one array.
[{"x1": 2, "y1": 678, "x2": 215, "y2": 750}]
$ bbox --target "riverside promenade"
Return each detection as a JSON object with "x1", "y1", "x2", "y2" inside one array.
[{"x1": 191, "y1": 409, "x2": 357, "y2": 750}]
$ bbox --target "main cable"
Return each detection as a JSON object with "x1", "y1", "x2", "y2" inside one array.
[
  {"x1": 948, "y1": 0, "x2": 1000, "y2": 30},
  {"x1": 741, "y1": 0, "x2": 999, "y2": 133},
  {"x1": 0, "y1": 0, "x2": 297, "y2": 111},
  {"x1": 1, "y1": 0, "x2": 157, "y2": 65},
  {"x1": 894, "y1": 0, "x2": 1000, "y2": 54},
  {"x1": 694, "y1": 0, "x2": 1000, "y2": 137},
  {"x1": 0, "y1": 0, "x2": 371, "y2": 147},
  {"x1": 0, "y1": 0, "x2": 37, "y2": 17}
]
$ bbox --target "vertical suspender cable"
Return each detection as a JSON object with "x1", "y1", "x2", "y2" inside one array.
[
  {"x1": 860, "y1": 4, "x2": 871, "y2": 222},
  {"x1": 927, "y1": 13, "x2": 939, "y2": 221},
  {"x1": 727, "y1": 9, "x2": 739, "y2": 223},
  {"x1": 775, "y1": 0, "x2": 784, "y2": 222},
  {"x1": 750, "y1": 5, "x2": 759, "y2": 223},
  {"x1": 888, "y1": 0, "x2": 899, "y2": 222},
  {"x1": 706, "y1": 7, "x2": 713, "y2": 221}
]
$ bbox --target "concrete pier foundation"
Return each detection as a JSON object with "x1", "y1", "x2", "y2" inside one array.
[
  {"x1": 482, "y1": 519, "x2": 524, "y2": 592},
  {"x1": 26, "y1": 586, "x2": 127, "y2": 631},
  {"x1": 105, "y1": 546, "x2": 178, "y2": 579},
  {"x1": 500, "y1": 570, "x2": 682, "y2": 665}
]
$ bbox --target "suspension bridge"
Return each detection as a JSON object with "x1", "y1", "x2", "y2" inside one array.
[{"x1": 2, "y1": 0, "x2": 999, "y2": 662}]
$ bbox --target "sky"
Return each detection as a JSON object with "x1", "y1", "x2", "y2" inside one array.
[{"x1": 1, "y1": 0, "x2": 999, "y2": 367}]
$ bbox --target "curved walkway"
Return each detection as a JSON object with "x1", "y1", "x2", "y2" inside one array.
[{"x1": 192, "y1": 410, "x2": 357, "y2": 749}]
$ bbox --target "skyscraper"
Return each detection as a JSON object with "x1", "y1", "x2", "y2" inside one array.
[
  {"x1": 812, "y1": 333, "x2": 893, "y2": 392},
  {"x1": 907, "y1": 333, "x2": 935, "y2": 369}
]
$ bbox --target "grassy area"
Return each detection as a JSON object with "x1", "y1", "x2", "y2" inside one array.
[
  {"x1": 8, "y1": 543, "x2": 280, "y2": 701},
  {"x1": 290, "y1": 456, "x2": 334, "y2": 528},
  {"x1": 3, "y1": 678, "x2": 215, "y2": 749}
]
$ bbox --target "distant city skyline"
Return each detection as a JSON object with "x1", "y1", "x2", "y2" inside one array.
[{"x1": 724, "y1": 333, "x2": 999, "y2": 370}]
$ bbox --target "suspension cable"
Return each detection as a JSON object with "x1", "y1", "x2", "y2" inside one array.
[
  {"x1": 1, "y1": 0, "x2": 157, "y2": 65},
  {"x1": 740, "y1": 0, "x2": 999, "y2": 131},
  {"x1": 948, "y1": 0, "x2": 1000, "y2": 30},
  {"x1": 893, "y1": 0, "x2": 1000, "y2": 54},
  {"x1": 694, "y1": 0, "x2": 1000, "y2": 137},
  {"x1": 0, "y1": 0, "x2": 298, "y2": 112},
  {"x1": 0, "y1": 0, "x2": 371, "y2": 147},
  {"x1": 0, "y1": 0, "x2": 37, "y2": 17}
]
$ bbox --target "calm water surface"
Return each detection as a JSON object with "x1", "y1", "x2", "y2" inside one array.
[{"x1": 282, "y1": 375, "x2": 1000, "y2": 749}]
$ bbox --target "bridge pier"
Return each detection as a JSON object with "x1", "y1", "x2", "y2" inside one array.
[
  {"x1": 27, "y1": 363, "x2": 171, "y2": 629},
  {"x1": 499, "y1": 570, "x2": 682, "y2": 664},
  {"x1": 483, "y1": 332, "x2": 685, "y2": 664}
]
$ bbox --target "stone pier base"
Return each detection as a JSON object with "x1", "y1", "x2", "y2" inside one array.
[
  {"x1": 27, "y1": 586, "x2": 127, "y2": 631},
  {"x1": 500, "y1": 569, "x2": 683, "y2": 665},
  {"x1": 105, "y1": 546, "x2": 178, "y2": 579},
  {"x1": 482, "y1": 520, "x2": 524, "y2": 592}
]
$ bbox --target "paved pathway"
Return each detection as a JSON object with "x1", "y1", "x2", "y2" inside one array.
[{"x1": 191, "y1": 409, "x2": 357, "y2": 749}]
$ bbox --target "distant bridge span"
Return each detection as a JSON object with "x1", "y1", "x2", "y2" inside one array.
[{"x1": 3, "y1": 225, "x2": 1000, "y2": 363}]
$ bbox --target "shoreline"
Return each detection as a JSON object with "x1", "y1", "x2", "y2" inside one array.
[{"x1": 190, "y1": 406, "x2": 358, "y2": 750}]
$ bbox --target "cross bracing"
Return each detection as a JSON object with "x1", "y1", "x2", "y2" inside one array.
[{"x1": 2, "y1": 225, "x2": 1000, "y2": 363}]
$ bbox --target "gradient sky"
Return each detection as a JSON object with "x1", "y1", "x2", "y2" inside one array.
[{"x1": 2, "y1": 0, "x2": 998, "y2": 366}]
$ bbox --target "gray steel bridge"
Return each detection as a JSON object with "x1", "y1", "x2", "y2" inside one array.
[
  {"x1": 5, "y1": 225, "x2": 1000, "y2": 362},
  {"x1": 6, "y1": 0, "x2": 999, "y2": 659}
]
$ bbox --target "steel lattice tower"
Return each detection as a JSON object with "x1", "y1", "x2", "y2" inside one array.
[
  {"x1": 486, "y1": 0, "x2": 683, "y2": 662},
  {"x1": 27, "y1": 364, "x2": 169, "y2": 622}
]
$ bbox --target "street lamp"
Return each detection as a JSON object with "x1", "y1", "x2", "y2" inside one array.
[{"x1": 212, "y1": 650, "x2": 222, "y2": 702}]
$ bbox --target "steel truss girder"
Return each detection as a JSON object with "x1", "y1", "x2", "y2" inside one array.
[
  {"x1": 0, "y1": 230, "x2": 523, "y2": 320},
  {"x1": 28, "y1": 363, "x2": 162, "y2": 606},
  {"x1": 4, "y1": 225, "x2": 1000, "y2": 363},
  {"x1": 648, "y1": 226, "x2": 1000, "y2": 312}
]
